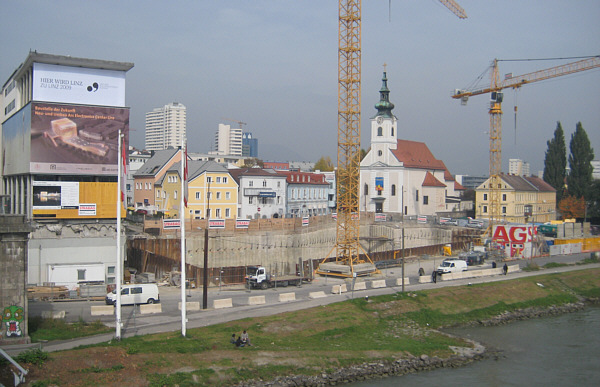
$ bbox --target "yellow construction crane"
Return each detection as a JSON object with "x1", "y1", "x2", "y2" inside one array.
[
  {"x1": 317, "y1": 0, "x2": 466, "y2": 278},
  {"x1": 453, "y1": 56, "x2": 600, "y2": 233}
]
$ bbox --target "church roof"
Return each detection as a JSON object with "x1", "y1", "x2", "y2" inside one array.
[
  {"x1": 373, "y1": 71, "x2": 395, "y2": 119},
  {"x1": 391, "y1": 139, "x2": 446, "y2": 170},
  {"x1": 422, "y1": 172, "x2": 446, "y2": 187}
]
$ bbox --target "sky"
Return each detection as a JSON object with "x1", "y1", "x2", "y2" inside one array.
[{"x1": 1, "y1": 0, "x2": 599, "y2": 177}]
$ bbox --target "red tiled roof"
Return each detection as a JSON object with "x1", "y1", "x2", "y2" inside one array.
[
  {"x1": 524, "y1": 176, "x2": 557, "y2": 192},
  {"x1": 277, "y1": 171, "x2": 328, "y2": 185},
  {"x1": 391, "y1": 139, "x2": 446, "y2": 170},
  {"x1": 422, "y1": 171, "x2": 446, "y2": 187},
  {"x1": 454, "y1": 180, "x2": 466, "y2": 191}
]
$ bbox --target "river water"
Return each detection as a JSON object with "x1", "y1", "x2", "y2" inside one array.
[{"x1": 349, "y1": 306, "x2": 600, "y2": 387}]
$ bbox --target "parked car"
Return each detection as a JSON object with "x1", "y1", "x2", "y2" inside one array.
[{"x1": 465, "y1": 251, "x2": 486, "y2": 266}]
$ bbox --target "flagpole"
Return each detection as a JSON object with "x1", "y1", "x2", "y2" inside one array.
[
  {"x1": 180, "y1": 140, "x2": 187, "y2": 337},
  {"x1": 115, "y1": 129, "x2": 123, "y2": 340}
]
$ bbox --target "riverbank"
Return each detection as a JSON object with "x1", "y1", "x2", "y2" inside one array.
[{"x1": 6, "y1": 267, "x2": 600, "y2": 387}]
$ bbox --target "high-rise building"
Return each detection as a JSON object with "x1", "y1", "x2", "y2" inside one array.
[
  {"x1": 242, "y1": 132, "x2": 258, "y2": 157},
  {"x1": 214, "y1": 123, "x2": 242, "y2": 156},
  {"x1": 144, "y1": 102, "x2": 186, "y2": 151},
  {"x1": 508, "y1": 159, "x2": 530, "y2": 176}
]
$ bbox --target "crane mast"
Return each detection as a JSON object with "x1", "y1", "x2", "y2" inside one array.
[
  {"x1": 318, "y1": 0, "x2": 466, "y2": 277},
  {"x1": 454, "y1": 56, "x2": 600, "y2": 233}
]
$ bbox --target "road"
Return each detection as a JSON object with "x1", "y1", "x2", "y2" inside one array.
[{"x1": 24, "y1": 251, "x2": 598, "y2": 353}]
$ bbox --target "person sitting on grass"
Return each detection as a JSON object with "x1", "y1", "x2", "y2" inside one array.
[
  {"x1": 241, "y1": 330, "x2": 252, "y2": 346},
  {"x1": 230, "y1": 334, "x2": 236, "y2": 345}
]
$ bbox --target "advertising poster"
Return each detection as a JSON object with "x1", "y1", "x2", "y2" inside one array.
[
  {"x1": 30, "y1": 102, "x2": 129, "y2": 175},
  {"x1": 32, "y1": 181, "x2": 79, "y2": 210},
  {"x1": 33, "y1": 63, "x2": 127, "y2": 107}
]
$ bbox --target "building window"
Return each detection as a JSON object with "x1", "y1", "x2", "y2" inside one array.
[
  {"x1": 483, "y1": 205, "x2": 488, "y2": 213},
  {"x1": 108, "y1": 266, "x2": 115, "y2": 275},
  {"x1": 364, "y1": 184, "x2": 368, "y2": 195},
  {"x1": 377, "y1": 188, "x2": 382, "y2": 196},
  {"x1": 378, "y1": 150, "x2": 382, "y2": 156},
  {"x1": 391, "y1": 184, "x2": 396, "y2": 196},
  {"x1": 249, "y1": 181, "x2": 254, "y2": 187},
  {"x1": 377, "y1": 127, "x2": 383, "y2": 136},
  {"x1": 263, "y1": 180, "x2": 267, "y2": 187},
  {"x1": 226, "y1": 208, "x2": 231, "y2": 218},
  {"x1": 391, "y1": 127, "x2": 394, "y2": 136},
  {"x1": 423, "y1": 196, "x2": 429, "y2": 205},
  {"x1": 216, "y1": 192, "x2": 221, "y2": 200},
  {"x1": 502, "y1": 206, "x2": 507, "y2": 214},
  {"x1": 277, "y1": 181, "x2": 281, "y2": 188},
  {"x1": 207, "y1": 176, "x2": 212, "y2": 183},
  {"x1": 226, "y1": 192, "x2": 230, "y2": 200},
  {"x1": 249, "y1": 197, "x2": 253, "y2": 204},
  {"x1": 223, "y1": 177, "x2": 228, "y2": 183},
  {"x1": 216, "y1": 177, "x2": 221, "y2": 183},
  {"x1": 156, "y1": 190, "x2": 160, "y2": 198},
  {"x1": 196, "y1": 192, "x2": 200, "y2": 199},
  {"x1": 483, "y1": 193, "x2": 488, "y2": 201},
  {"x1": 174, "y1": 190, "x2": 178, "y2": 199},
  {"x1": 77, "y1": 269, "x2": 86, "y2": 281},
  {"x1": 416, "y1": 190, "x2": 419, "y2": 202},
  {"x1": 215, "y1": 208, "x2": 221, "y2": 218},
  {"x1": 206, "y1": 209, "x2": 211, "y2": 218},
  {"x1": 502, "y1": 194, "x2": 507, "y2": 201}
]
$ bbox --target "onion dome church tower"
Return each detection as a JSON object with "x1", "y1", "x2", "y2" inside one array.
[{"x1": 370, "y1": 69, "x2": 398, "y2": 164}]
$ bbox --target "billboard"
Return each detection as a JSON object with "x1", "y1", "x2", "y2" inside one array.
[
  {"x1": 32, "y1": 181, "x2": 124, "y2": 219},
  {"x1": 492, "y1": 225, "x2": 536, "y2": 243},
  {"x1": 30, "y1": 102, "x2": 129, "y2": 175},
  {"x1": 1, "y1": 104, "x2": 31, "y2": 175},
  {"x1": 33, "y1": 63, "x2": 126, "y2": 107}
]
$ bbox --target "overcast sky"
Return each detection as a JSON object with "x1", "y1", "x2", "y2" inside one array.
[{"x1": 2, "y1": 1, "x2": 599, "y2": 177}]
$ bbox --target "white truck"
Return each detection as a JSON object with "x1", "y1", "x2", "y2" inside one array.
[
  {"x1": 246, "y1": 265, "x2": 311, "y2": 289},
  {"x1": 436, "y1": 258, "x2": 468, "y2": 275}
]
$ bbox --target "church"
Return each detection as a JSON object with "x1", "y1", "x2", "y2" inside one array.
[{"x1": 360, "y1": 71, "x2": 465, "y2": 218}]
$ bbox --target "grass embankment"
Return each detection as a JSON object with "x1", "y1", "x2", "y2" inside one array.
[{"x1": 16, "y1": 268, "x2": 600, "y2": 387}]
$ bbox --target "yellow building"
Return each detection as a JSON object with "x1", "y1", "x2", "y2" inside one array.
[
  {"x1": 476, "y1": 174, "x2": 556, "y2": 223},
  {"x1": 157, "y1": 160, "x2": 238, "y2": 219}
]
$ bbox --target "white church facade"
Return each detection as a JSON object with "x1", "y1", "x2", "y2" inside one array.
[{"x1": 360, "y1": 71, "x2": 465, "y2": 218}]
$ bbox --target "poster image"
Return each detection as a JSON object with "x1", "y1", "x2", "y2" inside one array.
[{"x1": 30, "y1": 102, "x2": 129, "y2": 175}]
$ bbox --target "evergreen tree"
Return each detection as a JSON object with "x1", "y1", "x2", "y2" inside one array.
[
  {"x1": 543, "y1": 122, "x2": 566, "y2": 201},
  {"x1": 567, "y1": 122, "x2": 594, "y2": 199}
]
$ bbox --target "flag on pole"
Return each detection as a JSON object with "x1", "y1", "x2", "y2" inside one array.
[
  {"x1": 183, "y1": 143, "x2": 188, "y2": 207},
  {"x1": 120, "y1": 135, "x2": 127, "y2": 203}
]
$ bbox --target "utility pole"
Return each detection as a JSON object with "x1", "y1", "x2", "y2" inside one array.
[{"x1": 202, "y1": 179, "x2": 211, "y2": 309}]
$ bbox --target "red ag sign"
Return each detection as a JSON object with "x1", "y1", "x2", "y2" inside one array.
[{"x1": 493, "y1": 225, "x2": 535, "y2": 243}]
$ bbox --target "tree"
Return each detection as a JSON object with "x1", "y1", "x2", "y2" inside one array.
[
  {"x1": 243, "y1": 158, "x2": 264, "y2": 168},
  {"x1": 558, "y1": 194, "x2": 586, "y2": 219},
  {"x1": 566, "y1": 122, "x2": 594, "y2": 199},
  {"x1": 543, "y1": 122, "x2": 567, "y2": 201},
  {"x1": 313, "y1": 156, "x2": 334, "y2": 171},
  {"x1": 586, "y1": 180, "x2": 600, "y2": 220}
]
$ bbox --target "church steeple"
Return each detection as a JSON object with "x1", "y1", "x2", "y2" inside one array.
[{"x1": 374, "y1": 69, "x2": 395, "y2": 118}]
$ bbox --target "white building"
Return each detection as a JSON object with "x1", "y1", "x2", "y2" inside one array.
[
  {"x1": 144, "y1": 102, "x2": 186, "y2": 151},
  {"x1": 229, "y1": 168, "x2": 287, "y2": 219},
  {"x1": 360, "y1": 71, "x2": 464, "y2": 217},
  {"x1": 1, "y1": 51, "x2": 134, "y2": 287},
  {"x1": 508, "y1": 158, "x2": 530, "y2": 176},
  {"x1": 214, "y1": 123, "x2": 243, "y2": 156},
  {"x1": 280, "y1": 171, "x2": 330, "y2": 217},
  {"x1": 592, "y1": 160, "x2": 600, "y2": 180}
]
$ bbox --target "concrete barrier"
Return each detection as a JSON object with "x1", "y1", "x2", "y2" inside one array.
[
  {"x1": 371, "y1": 279, "x2": 387, "y2": 289},
  {"x1": 309, "y1": 291, "x2": 327, "y2": 299},
  {"x1": 352, "y1": 281, "x2": 367, "y2": 291},
  {"x1": 419, "y1": 275, "x2": 431, "y2": 283},
  {"x1": 140, "y1": 303, "x2": 162, "y2": 314},
  {"x1": 395, "y1": 277, "x2": 410, "y2": 286},
  {"x1": 91, "y1": 306, "x2": 114, "y2": 316},
  {"x1": 178, "y1": 302, "x2": 201, "y2": 311},
  {"x1": 42, "y1": 310, "x2": 66, "y2": 319},
  {"x1": 279, "y1": 292, "x2": 296, "y2": 302},
  {"x1": 331, "y1": 284, "x2": 347, "y2": 294},
  {"x1": 248, "y1": 295, "x2": 266, "y2": 305},
  {"x1": 213, "y1": 298, "x2": 233, "y2": 309}
]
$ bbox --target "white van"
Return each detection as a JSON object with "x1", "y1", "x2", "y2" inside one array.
[
  {"x1": 105, "y1": 283, "x2": 160, "y2": 305},
  {"x1": 436, "y1": 258, "x2": 468, "y2": 275}
]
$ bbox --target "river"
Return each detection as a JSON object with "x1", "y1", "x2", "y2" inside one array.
[{"x1": 349, "y1": 306, "x2": 600, "y2": 387}]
